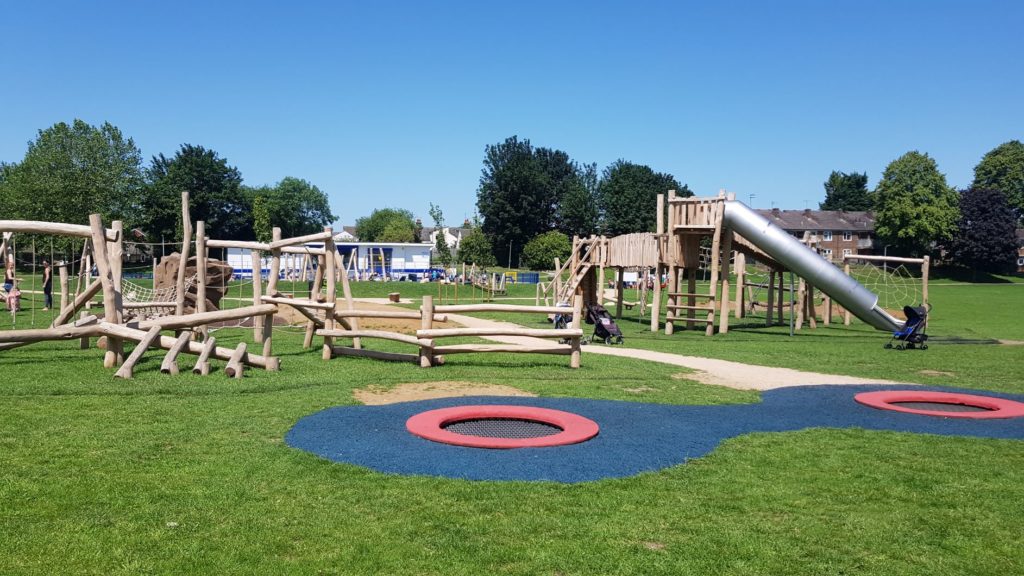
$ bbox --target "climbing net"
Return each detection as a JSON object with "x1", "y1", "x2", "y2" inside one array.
[
  {"x1": 845, "y1": 259, "x2": 924, "y2": 317},
  {"x1": 121, "y1": 274, "x2": 197, "y2": 320}
]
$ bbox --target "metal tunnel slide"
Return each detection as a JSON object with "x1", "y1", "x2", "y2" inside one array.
[{"x1": 722, "y1": 201, "x2": 905, "y2": 332}]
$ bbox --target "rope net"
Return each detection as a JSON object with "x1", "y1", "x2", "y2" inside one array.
[
  {"x1": 846, "y1": 261, "x2": 924, "y2": 317},
  {"x1": 121, "y1": 274, "x2": 197, "y2": 321}
]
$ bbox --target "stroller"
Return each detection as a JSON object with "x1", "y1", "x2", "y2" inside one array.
[
  {"x1": 885, "y1": 305, "x2": 929, "y2": 350},
  {"x1": 586, "y1": 303, "x2": 624, "y2": 345}
]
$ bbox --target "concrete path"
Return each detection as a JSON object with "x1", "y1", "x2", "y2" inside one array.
[{"x1": 445, "y1": 313, "x2": 910, "y2": 391}]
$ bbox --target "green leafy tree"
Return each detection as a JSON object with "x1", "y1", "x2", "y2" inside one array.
[
  {"x1": 266, "y1": 177, "x2": 336, "y2": 238},
  {"x1": 820, "y1": 171, "x2": 871, "y2": 211},
  {"x1": 457, "y1": 227, "x2": 496, "y2": 267},
  {"x1": 0, "y1": 120, "x2": 143, "y2": 225},
  {"x1": 142, "y1": 144, "x2": 250, "y2": 241},
  {"x1": 429, "y1": 203, "x2": 453, "y2": 268},
  {"x1": 873, "y1": 151, "x2": 959, "y2": 256},
  {"x1": 951, "y1": 188, "x2": 1019, "y2": 275},
  {"x1": 558, "y1": 162, "x2": 600, "y2": 237},
  {"x1": 521, "y1": 231, "x2": 571, "y2": 270},
  {"x1": 251, "y1": 191, "x2": 273, "y2": 243},
  {"x1": 355, "y1": 208, "x2": 416, "y2": 242},
  {"x1": 599, "y1": 160, "x2": 690, "y2": 236},
  {"x1": 476, "y1": 136, "x2": 578, "y2": 267},
  {"x1": 973, "y1": 140, "x2": 1024, "y2": 223}
]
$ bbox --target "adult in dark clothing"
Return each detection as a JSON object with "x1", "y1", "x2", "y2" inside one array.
[{"x1": 42, "y1": 260, "x2": 53, "y2": 310}]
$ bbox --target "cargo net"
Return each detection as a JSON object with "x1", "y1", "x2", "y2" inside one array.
[
  {"x1": 846, "y1": 260, "x2": 923, "y2": 319},
  {"x1": 442, "y1": 418, "x2": 563, "y2": 439},
  {"x1": 121, "y1": 275, "x2": 197, "y2": 320}
]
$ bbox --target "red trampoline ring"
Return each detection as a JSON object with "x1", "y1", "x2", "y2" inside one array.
[
  {"x1": 406, "y1": 405, "x2": 600, "y2": 449},
  {"x1": 855, "y1": 390, "x2": 1024, "y2": 419}
]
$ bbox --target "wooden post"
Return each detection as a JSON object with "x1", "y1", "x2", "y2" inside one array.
[
  {"x1": 161, "y1": 331, "x2": 192, "y2": 375},
  {"x1": 252, "y1": 249, "x2": 263, "y2": 342},
  {"x1": 303, "y1": 254, "x2": 325, "y2": 349},
  {"x1": 108, "y1": 220, "x2": 125, "y2": 365},
  {"x1": 615, "y1": 268, "x2": 624, "y2": 320},
  {"x1": 664, "y1": 190, "x2": 676, "y2": 335},
  {"x1": 268, "y1": 227, "x2": 282, "y2": 297},
  {"x1": 766, "y1": 270, "x2": 776, "y2": 327},
  {"x1": 195, "y1": 221, "x2": 208, "y2": 340},
  {"x1": 174, "y1": 192, "x2": 192, "y2": 318},
  {"x1": 420, "y1": 295, "x2": 434, "y2": 367},
  {"x1": 706, "y1": 202, "x2": 723, "y2": 336},
  {"x1": 114, "y1": 325, "x2": 163, "y2": 379},
  {"x1": 734, "y1": 252, "x2": 745, "y2": 319},
  {"x1": 58, "y1": 262, "x2": 69, "y2": 313},
  {"x1": 776, "y1": 271, "x2": 785, "y2": 325},
  {"x1": 922, "y1": 255, "x2": 931, "y2": 331},
  {"x1": 80, "y1": 310, "x2": 92, "y2": 349},
  {"x1": 795, "y1": 277, "x2": 806, "y2": 330},
  {"x1": 336, "y1": 234, "x2": 361, "y2": 351},
  {"x1": 193, "y1": 336, "x2": 216, "y2": 375},
  {"x1": 843, "y1": 262, "x2": 852, "y2": 326},
  {"x1": 554, "y1": 257, "x2": 561, "y2": 301},
  {"x1": 322, "y1": 229, "x2": 336, "y2": 360},
  {"x1": 719, "y1": 228, "x2": 732, "y2": 334},
  {"x1": 89, "y1": 214, "x2": 121, "y2": 368},
  {"x1": 570, "y1": 292, "x2": 583, "y2": 368},
  {"x1": 807, "y1": 283, "x2": 817, "y2": 329}
]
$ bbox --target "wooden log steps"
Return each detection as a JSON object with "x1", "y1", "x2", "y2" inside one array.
[
  {"x1": 99, "y1": 322, "x2": 276, "y2": 370},
  {"x1": 160, "y1": 332, "x2": 193, "y2": 375},
  {"x1": 224, "y1": 343, "x2": 248, "y2": 379},
  {"x1": 431, "y1": 344, "x2": 570, "y2": 355}
]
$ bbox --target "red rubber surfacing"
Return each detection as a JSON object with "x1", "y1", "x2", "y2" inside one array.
[
  {"x1": 406, "y1": 405, "x2": 600, "y2": 448},
  {"x1": 855, "y1": 391, "x2": 1024, "y2": 419}
]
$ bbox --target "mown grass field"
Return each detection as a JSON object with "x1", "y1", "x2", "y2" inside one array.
[{"x1": 1, "y1": 273, "x2": 1022, "y2": 574}]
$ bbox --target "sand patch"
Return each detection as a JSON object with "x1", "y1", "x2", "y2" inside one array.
[
  {"x1": 267, "y1": 299, "x2": 458, "y2": 334},
  {"x1": 999, "y1": 339, "x2": 1024, "y2": 346},
  {"x1": 918, "y1": 369, "x2": 955, "y2": 377},
  {"x1": 354, "y1": 381, "x2": 536, "y2": 405}
]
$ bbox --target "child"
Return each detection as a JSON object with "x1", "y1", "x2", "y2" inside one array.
[{"x1": 6, "y1": 279, "x2": 21, "y2": 312}]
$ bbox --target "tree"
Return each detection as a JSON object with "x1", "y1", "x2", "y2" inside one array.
[
  {"x1": 355, "y1": 208, "x2": 416, "y2": 242},
  {"x1": 599, "y1": 160, "x2": 690, "y2": 236},
  {"x1": 142, "y1": 144, "x2": 250, "y2": 241},
  {"x1": 251, "y1": 191, "x2": 273, "y2": 243},
  {"x1": 557, "y1": 162, "x2": 600, "y2": 237},
  {"x1": 950, "y1": 188, "x2": 1018, "y2": 275},
  {"x1": 265, "y1": 177, "x2": 336, "y2": 238},
  {"x1": 457, "y1": 227, "x2": 496, "y2": 267},
  {"x1": 476, "y1": 136, "x2": 578, "y2": 267},
  {"x1": 429, "y1": 203, "x2": 453, "y2": 268},
  {"x1": 873, "y1": 151, "x2": 959, "y2": 257},
  {"x1": 820, "y1": 171, "x2": 871, "y2": 211},
  {"x1": 973, "y1": 140, "x2": 1024, "y2": 223},
  {"x1": 0, "y1": 120, "x2": 144, "y2": 225},
  {"x1": 521, "y1": 231, "x2": 571, "y2": 270}
]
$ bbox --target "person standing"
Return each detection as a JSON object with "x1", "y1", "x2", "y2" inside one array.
[{"x1": 42, "y1": 260, "x2": 53, "y2": 310}]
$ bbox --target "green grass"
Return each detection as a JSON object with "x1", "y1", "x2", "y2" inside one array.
[{"x1": 1, "y1": 277, "x2": 1023, "y2": 574}]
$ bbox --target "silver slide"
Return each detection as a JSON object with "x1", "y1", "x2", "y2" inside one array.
[{"x1": 722, "y1": 201, "x2": 904, "y2": 332}]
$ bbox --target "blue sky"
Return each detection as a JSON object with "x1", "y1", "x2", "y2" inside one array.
[{"x1": 2, "y1": 1, "x2": 1022, "y2": 226}]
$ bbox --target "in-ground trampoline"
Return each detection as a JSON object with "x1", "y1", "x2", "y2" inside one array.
[{"x1": 285, "y1": 385, "x2": 1024, "y2": 483}]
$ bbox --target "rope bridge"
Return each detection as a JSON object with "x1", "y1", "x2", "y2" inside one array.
[{"x1": 121, "y1": 275, "x2": 197, "y2": 320}]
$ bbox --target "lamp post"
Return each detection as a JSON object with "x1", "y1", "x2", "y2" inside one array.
[
  {"x1": 883, "y1": 245, "x2": 891, "y2": 274},
  {"x1": 748, "y1": 193, "x2": 756, "y2": 207},
  {"x1": 508, "y1": 241, "x2": 513, "y2": 270}
]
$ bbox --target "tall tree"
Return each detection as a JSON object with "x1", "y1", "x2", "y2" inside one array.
[
  {"x1": 142, "y1": 144, "x2": 250, "y2": 241},
  {"x1": 599, "y1": 160, "x2": 690, "y2": 236},
  {"x1": 476, "y1": 136, "x2": 578, "y2": 267},
  {"x1": 428, "y1": 203, "x2": 453, "y2": 268},
  {"x1": 264, "y1": 177, "x2": 336, "y2": 238},
  {"x1": 820, "y1": 171, "x2": 871, "y2": 211},
  {"x1": 557, "y1": 162, "x2": 600, "y2": 237},
  {"x1": 251, "y1": 190, "x2": 273, "y2": 243},
  {"x1": 355, "y1": 208, "x2": 416, "y2": 242},
  {"x1": 951, "y1": 188, "x2": 1018, "y2": 275},
  {"x1": 0, "y1": 120, "x2": 143, "y2": 225},
  {"x1": 522, "y1": 231, "x2": 571, "y2": 270},
  {"x1": 873, "y1": 151, "x2": 959, "y2": 257},
  {"x1": 973, "y1": 140, "x2": 1024, "y2": 223}
]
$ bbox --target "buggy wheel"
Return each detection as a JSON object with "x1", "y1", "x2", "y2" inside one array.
[
  {"x1": 615, "y1": 336, "x2": 623, "y2": 345},
  {"x1": 884, "y1": 343, "x2": 893, "y2": 349},
  {"x1": 921, "y1": 344, "x2": 928, "y2": 350},
  {"x1": 604, "y1": 336, "x2": 612, "y2": 345},
  {"x1": 896, "y1": 344, "x2": 904, "y2": 350}
]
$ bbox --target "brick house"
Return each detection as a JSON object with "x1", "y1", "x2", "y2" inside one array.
[{"x1": 754, "y1": 209, "x2": 878, "y2": 262}]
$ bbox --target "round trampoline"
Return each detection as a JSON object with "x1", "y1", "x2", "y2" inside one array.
[
  {"x1": 855, "y1": 390, "x2": 1024, "y2": 419},
  {"x1": 406, "y1": 405, "x2": 600, "y2": 449}
]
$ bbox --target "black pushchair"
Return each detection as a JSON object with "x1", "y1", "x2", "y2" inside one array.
[
  {"x1": 885, "y1": 305, "x2": 929, "y2": 350},
  {"x1": 586, "y1": 303, "x2": 624, "y2": 345}
]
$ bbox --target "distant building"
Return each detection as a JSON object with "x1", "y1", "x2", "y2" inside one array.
[{"x1": 755, "y1": 208, "x2": 877, "y2": 262}]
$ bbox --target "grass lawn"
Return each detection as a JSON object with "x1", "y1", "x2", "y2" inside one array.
[{"x1": 1, "y1": 275, "x2": 1023, "y2": 574}]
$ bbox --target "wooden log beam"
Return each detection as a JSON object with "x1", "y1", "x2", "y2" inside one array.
[
  {"x1": 269, "y1": 230, "x2": 333, "y2": 250},
  {"x1": 316, "y1": 329, "x2": 433, "y2": 347},
  {"x1": 224, "y1": 342, "x2": 247, "y2": 378},
  {"x1": 333, "y1": 309, "x2": 448, "y2": 322},
  {"x1": 161, "y1": 331, "x2": 193, "y2": 375},
  {"x1": 431, "y1": 344, "x2": 570, "y2": 355},
  {"x1": 260, "y1": 296, "x2": 334, "y2": 310},
  {"x1": 134, "y1": 304, "x2": 278, "y2": 331},
  {"x1": 196, "y1": 221, "x2": 208, "y2": 340},
  {"x1": 89, "y1": 214, "x2": 123, "y2": 368},
  {"x1": 52, "y1": 279, "x2": 102, "y2": 327},
  {"x1": 281, "y1": 246, "x2": 326, "y2": 256},
  {"x1": 416, "y1": 327, "x2": 583, "y2": 339},
  {"x1": 0, "y1": 220, "x2": 118, "y2": 241},
  {"x1": 114, "y1": 326, "x2": 162, "y2": 379},
  {"x1": 0, "y1": 323, "x2": 103, "y2": 344},
  {"x1": 193, "y1": 336, "x2": 216, "y2": 375},
  {"x1": 434, "y1": 304, "x2": 568, "y2": 314},
  {"x1": 329, "y1": 346, "x2": 419, "y2": 364},
  {"x1": 205, "y1": 239, "x2": 271, "y2": 251}
]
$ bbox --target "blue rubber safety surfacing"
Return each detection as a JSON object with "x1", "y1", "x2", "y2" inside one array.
[{"x1": 285, "y1": 385, "x2": 1024, "y2": 483}]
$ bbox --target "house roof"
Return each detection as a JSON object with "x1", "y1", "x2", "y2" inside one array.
[{"x1": 754, "y1": 209, "x2": 875, "y2": 232}]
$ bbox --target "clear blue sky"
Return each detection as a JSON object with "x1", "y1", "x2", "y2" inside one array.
[{"x1": 2, "y1": 1, "x2": 1022, "y2": 226}]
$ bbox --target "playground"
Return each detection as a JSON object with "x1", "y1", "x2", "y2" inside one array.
[{"x1": 1, "y1": 201, "x2": 1023, "y2": 575}]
